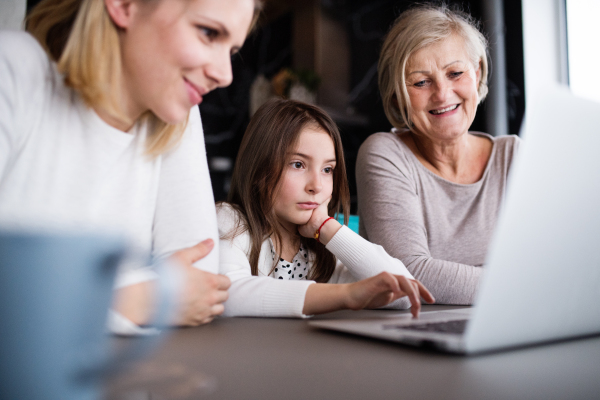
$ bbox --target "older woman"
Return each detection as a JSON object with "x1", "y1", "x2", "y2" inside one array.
[{"x1": 356, "y1": 5, "x2": 520, "y2": 304}]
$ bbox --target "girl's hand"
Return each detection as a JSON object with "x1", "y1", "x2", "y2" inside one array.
[
  {"x1": 345, "y1": 272, "x2": 435, "y2": 317},
  {"x1": 297, "y1": 197, "x2": 341, "y2": 244}
]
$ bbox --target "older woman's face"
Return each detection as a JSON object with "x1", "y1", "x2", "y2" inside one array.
[{"x1": 405, "y1": 35, "x2": 480, "y2": 143}]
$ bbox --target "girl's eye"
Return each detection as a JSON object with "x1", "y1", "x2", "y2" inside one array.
[
  {"x1": 291, "y1": 161, "x2": 304, "y2": 169},
  {"x1": 323, "y1": 166, "x2": 334, "y2": 174}
]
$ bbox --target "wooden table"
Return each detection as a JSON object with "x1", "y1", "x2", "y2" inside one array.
[{"x1": 105, "y1": 305, "x2": 600, "y2": 399}]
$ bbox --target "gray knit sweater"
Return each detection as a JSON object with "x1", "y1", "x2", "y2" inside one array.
[{"x1": 356, "y1": 130, "x2": 520, "y2": 305}]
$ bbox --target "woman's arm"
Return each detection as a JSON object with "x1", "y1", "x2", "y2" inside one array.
[{"x1": 356, "y1": 134, "x2": 481, "y2": 305}]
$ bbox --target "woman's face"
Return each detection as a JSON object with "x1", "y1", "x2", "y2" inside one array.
[
  {"x1": 404, "y1": 35, "x2": 481, "y2": 143},
  {"x1": 113, "y1": 0, "x2": 255, "y2": 124},
  {"x1": 273, "y1": 127, "x2": 336, "y2": 231}
]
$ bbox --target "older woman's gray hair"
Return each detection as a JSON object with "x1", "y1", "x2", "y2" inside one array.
[{"x1": 379, "y1": 4, "x2": 489, "y2": 131}]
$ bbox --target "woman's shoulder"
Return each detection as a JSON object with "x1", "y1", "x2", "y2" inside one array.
[
  {"x1": 483, "y1": 133, "x2": 522, "y2": 162},
  {"x1": 358, "y1": 130, "x2": 413, "y2": 160},
  {"x1": 0, "y1": 31, "x2": 52, "y2": 80}
]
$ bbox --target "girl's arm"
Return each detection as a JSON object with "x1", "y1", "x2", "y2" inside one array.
[
  {"x1": 303, "y1": 273, "x2": 432, "y2": 317},
  {"x1": 219, "y1": 205, "x2": 433, "y2": 318}
]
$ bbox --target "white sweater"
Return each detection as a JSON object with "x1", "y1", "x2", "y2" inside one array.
[
  {"x1": 0, "y1": 31, "x2": 219, "y2": 332},
  {"x1": 217, "y1": 204, "x2": 414, "y2": 318}
]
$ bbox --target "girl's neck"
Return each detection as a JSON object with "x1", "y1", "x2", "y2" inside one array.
[{"x1": 272, "y1": 221, "x2": 301, "y2": 262}]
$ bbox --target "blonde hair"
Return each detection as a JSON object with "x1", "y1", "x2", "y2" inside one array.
[
  {"x1": 379, "y1": 3, "x2": 489, "y2": 131},
  {"x1": 27, "y1": 0, "x2": 264, "y2": 157}
]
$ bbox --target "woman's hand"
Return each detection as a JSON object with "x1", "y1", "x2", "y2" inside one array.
[
  {"x1": 345, "y1": 272, "x2": 435, "y2": 317},
  {"x1": 170, "y1": 239, "x2": 231, "y2": 326},
  {"x1": 297, "y1": 197, "x2": 341, "y2": 245},
  {"x1": 113, "y1": 239, "x2": 231, "y2": 327}
]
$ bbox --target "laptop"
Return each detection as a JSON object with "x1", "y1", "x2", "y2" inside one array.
[{"x1": 309, "y1": 84, "x2": 600, "y2": 354}]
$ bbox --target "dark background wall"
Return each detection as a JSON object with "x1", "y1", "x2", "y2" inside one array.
[
  {"x1": 26, "y1": 0, "x2": 525, "y2": 212},
  {"x1": 201, "y1": 0, "x2": 525, "y2": 211}
]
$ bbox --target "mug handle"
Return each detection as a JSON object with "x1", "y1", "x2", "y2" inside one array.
[{"x1": 74, "y1": 254, "x2": 184, "y2": 381}]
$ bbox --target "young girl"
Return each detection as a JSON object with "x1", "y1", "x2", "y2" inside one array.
[{"x1": 218, "y1": 99, "x2": 434, "y2": 318}]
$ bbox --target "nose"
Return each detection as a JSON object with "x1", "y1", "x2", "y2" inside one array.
[
  {"x1": 306, "y1": 169, "x2": 323, "y2": 194},
  {"x1": 206, "y1": 48, "x2": 234, "y2": 89},
  {"x1": 432, "y1": 79, "x2": 449, "y2": 102}
]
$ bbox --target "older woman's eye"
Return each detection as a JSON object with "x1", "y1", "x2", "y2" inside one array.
[
  {"x1": 450, "y1": 71, "x2": 464, "y2": 79},
  {"x1": 414, "y1": 80, "x2": 427, "y2": 87}
]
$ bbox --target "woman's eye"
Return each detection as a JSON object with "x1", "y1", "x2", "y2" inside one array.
[
  {"x1": 414, "y1": 80, "x2": 427, "y2": 87},
  {"x1": 450, "y1": 71, "x2": 464, "y2": 79},
  {"x1": 197, "y1": 26, "x2": 218, "y2": 40}
]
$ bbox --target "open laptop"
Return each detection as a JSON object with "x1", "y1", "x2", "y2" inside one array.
[{"x1": 309, "y1": 84, "x2": 600, "y2": 354}]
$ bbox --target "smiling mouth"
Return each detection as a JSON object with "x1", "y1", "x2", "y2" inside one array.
[
  {"x1": 430, "y1": 104, "x2": 459, "y2": 115},
  {"x1": 184, "y1": 78, "x2": 207, "y2": 105}
]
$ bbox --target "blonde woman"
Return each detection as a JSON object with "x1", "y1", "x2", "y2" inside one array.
[
  {"x1": 356, "y1": 4, "x2": 521, "y2": 305},
  {"x1": 0, "y1": 0, "x2": 260, "y2": 332}
]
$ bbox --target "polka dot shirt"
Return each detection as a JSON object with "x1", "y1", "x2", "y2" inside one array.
[{"x1": 269, "y1": 239, "x2": 310, "y2": 280}]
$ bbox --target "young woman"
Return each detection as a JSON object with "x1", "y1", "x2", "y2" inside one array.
[
  {"x1": 218, "y1": 99, "x2": 434, "y2": 318},
  {"x1": 0, "y1": 0, "x2": 260, "y2": 332}
]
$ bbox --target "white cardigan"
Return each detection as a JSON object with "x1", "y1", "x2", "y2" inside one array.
[{"x1": 217, "y1": 204, "x2": 414, "y2": 318}]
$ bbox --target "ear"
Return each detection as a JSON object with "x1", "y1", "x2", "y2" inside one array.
[
  {"x1": 392, "y1": 93, "x2": 399, "y2": 110},
  {"x1": 475, "y1": 60, "x2": 482, "y2": 85},
  {"x1": 104, "y1": 0, "x2": 136, "y2": 29}
]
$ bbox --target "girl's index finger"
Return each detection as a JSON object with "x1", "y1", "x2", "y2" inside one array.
[{"x1": 415, "y1": 280, "x2": 435, "y2": 304}]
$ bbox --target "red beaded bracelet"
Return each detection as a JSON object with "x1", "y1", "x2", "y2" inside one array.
[{"x1": 314, "y1": 217, "x2": 334, "y2": 243}]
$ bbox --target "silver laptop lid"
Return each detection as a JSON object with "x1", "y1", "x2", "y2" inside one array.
[{"x1": 464, "y1": 85, "x2": 600, "y2": 353}]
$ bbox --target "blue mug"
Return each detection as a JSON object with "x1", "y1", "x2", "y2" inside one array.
[{"x1": 0, "y1": 230, "x2": 178, "y2": 400}]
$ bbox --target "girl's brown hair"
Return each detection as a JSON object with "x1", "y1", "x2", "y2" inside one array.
[
  {"x1": 25, "y1": 0, "x2": 264, "y2": 157},
  {"x1": 226, "y1": 99, "x2": 350, "y2": 283}
]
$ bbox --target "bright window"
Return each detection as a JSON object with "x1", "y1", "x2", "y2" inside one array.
[{"x1": 566, "y1": 0, "x2": 600, "y2": 103}]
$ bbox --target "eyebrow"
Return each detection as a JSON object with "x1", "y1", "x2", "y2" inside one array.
[
  {"x1": 407, "y1": 60, "x2": 464, "y2": 76},
  {"x1": 292, "y1": 152, "x2": 337, "y2": 163}
]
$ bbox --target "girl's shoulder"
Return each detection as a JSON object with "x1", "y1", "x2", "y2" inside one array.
[{"x1": 216, "y1": 202, "x2": 247, "y2": 238}]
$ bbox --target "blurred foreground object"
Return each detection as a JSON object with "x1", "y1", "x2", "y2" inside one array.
[{"x1": 0, "y1": 231, "x2": 170, "y2": 400}]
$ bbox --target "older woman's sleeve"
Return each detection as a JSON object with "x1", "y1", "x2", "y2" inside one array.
[{"x1": 356, "y1": 134, "x2": 482, "y2": 305}]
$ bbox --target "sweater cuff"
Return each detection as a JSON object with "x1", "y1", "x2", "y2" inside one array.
[
  {"x1": 325, "y1": 225, "x2": 369, "y2": 267},
  {"x1": 262, "y1": 279, "x2": 316, "y2": 318}
]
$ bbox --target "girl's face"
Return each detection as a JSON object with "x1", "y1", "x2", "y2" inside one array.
[
  {"x1": 273, "y1": 127, "x2": 336, "y2": 231},
  {"x1": 111, "y1": 0, "x2": 255, "y2": 124}
]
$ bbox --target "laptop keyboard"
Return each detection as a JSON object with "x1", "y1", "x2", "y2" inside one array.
[{"x1": 383, "y1": 319, "x2": 469, "y2": 335}]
